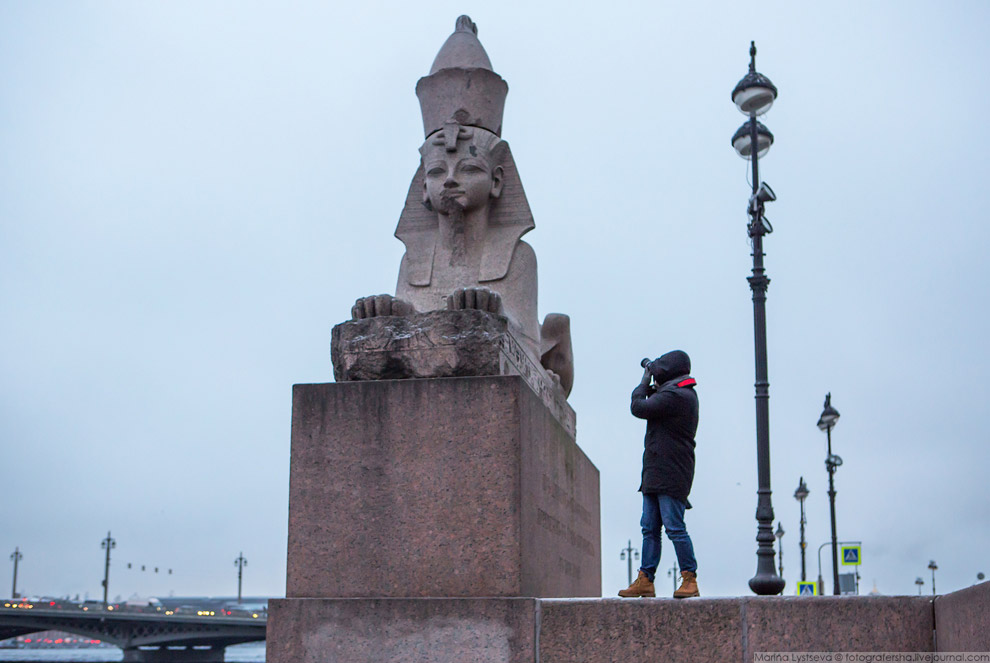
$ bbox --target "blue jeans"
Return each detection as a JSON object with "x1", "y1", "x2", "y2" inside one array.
[{"x1": 639, "y1": 493, "x2": 697, "y2": 581}]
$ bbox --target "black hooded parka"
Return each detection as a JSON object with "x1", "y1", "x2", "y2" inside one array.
[{"x1": 631, "y1": 350, "x2": 699, "y2": 503}]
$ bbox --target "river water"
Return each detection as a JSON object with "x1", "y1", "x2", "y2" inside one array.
[{"x1": 0, "y1": 641, "x2": 266, "y2": 662}]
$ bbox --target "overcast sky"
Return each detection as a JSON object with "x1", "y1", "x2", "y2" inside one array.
[{"x1": 2, "y1": 1, "x2": 988, "y2": 602}]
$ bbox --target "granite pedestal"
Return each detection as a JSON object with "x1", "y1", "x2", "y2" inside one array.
[{"x1": 285, "y1": 375, "x2": 600, "y2": 599}]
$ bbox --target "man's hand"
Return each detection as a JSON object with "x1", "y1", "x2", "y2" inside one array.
[{"x1": 640, "y1": 365, "x2": 653, "y2": 387}]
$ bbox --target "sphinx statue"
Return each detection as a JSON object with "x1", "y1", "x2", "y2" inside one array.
[{"x1": 348, "y1": 16, "x2": 573, "y2": 396}]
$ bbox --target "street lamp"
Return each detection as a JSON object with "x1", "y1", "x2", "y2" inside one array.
[
  {"x1": 818, "y1": 393, "x2": 842, "y2": 595},
  {"x1": 619, "y1": 540, "x2": 639, "y2": 587},
  {"x1": 914, "y1": 577, "x2": 924, "y2": 595},
  {"x1": 732, "y1": 41, "x2": 784, "y2": 596},
  {"x1": 100, "y1": 532, "x2": 116, "y2": 607},
  {"x1": 928, "y1": 560, "x2": 938, "y2": 596},
  {"x1": 234, "y1": 552, "x2": 248, "y2": 604},
  {"x1": 794, "y1": 477, "x2": 810, "y2": 582},
  {"x1": 774, "y1": 522, "x2": 785, "y2": 581},
  {"x1": 9, "y1": 547, "x2": 23, "y2": 599}
]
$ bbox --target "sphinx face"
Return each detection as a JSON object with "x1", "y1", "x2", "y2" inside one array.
[{"x1": 422, "y1": 139, "x2": 502, "y2": 216}]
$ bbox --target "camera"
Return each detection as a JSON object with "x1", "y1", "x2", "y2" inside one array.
[{"x1": 640, "y1": 358, "x2": 651, "y2": 369}]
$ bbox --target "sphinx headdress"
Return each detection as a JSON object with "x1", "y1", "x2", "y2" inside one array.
[{"x1": 395, "y1": 15, "x2": 534, "y2": 286}]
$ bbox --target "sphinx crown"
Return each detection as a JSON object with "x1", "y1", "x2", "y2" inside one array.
[{"x1": 416, "y1": 15, "x2": 508, "y2": 138}]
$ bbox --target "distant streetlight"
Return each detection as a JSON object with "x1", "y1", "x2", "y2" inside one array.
[
  {"x1": 619, "y1": 540, "x2": 639, "y2": 586},
  {"x1": 666, "y1": 562, "x2": 680, "y2": 593},
  {"x1": 774, "y1": 522, "x2": 785, "y2": 580},
  {"x1": 234, "y1": 552, "x2": 248, "y2": 604},
  {"x1": 9, "y1": 547, "x2": 23, "y2": 599},
  {"x1": 100, "y1": 532, "x2": 116, "y2": 607},
  {"x1": 817, "y1": 393, "x2": 842, "y2": 595},
  {"x1": 914, "y1": 577, "x2": 924, "y2": 595},
  {"x1": 928, "y1": 560, "x2": 938, "y2": 595},
  {"x1": 794, "y1": 477, "x2": 810, "y2": 582},
  {"x1": 731, "y1": 40, "x2": 784, "y2": 597}
]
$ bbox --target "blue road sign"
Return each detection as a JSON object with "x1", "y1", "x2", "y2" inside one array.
[
  {"x1": 797, "y1": 581, "x2": 818, "y2": 596},
  {"x1": 841, "y1": 545, "x2": 862, "y2": 566}
]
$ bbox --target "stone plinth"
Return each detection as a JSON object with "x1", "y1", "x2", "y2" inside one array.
[
  {"x1": 331, "y1": 310, "x2": 575, "y2": 437},
  {"x1": 935, "y1": 580, "x2": 990, "y2": 650},
  {"x1": 267, "y1": 598, "x2": 537, "y2": 663},
  {"x1": 286, "y1": 375, "x2": 600, "y2": 599}
]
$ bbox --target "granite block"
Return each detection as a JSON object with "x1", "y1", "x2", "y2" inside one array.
[
  {"x1": 742, "y1": 596, "x2": 934, "y2": 655},
  {"x1": 540, "y1": 596, "x2": 936, "y2": 662},
  {"x1": 331, "y1": 310, "x2": 575, "y2": 437},
  {"x1": 538, "y1": 598, "x2": 742, "y2": 662},
  {"x1": 935, "y1": 581, "x2": 990, "y2": 651},
  {"x1": 266, "y1": 598, "x2": 537, "y2": 663},
  {"x1": 285, "y1": 376, "x2": 599, "y2": 598}
]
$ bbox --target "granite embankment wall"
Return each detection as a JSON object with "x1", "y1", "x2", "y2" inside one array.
[
  {"x1": 268, "y1": 581, "x2": 989, "y2": 662},
  {"x1": 541, "y1": 583, "x2": 988, "y2": 661},
  {"x1": 933, "y1": 580, "x2": 990, "y2": 651}
]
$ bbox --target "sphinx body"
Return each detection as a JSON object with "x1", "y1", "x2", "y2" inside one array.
[{"x1": 349, "y1": 16, "x2": 573, "y2": 396}]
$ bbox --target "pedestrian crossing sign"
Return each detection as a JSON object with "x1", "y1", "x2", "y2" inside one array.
[
  {"x1": 841, "y1": 545, "x2": 862, "y2": 566},
  {"x1": 797, "y1": 582, "x2": 818, "y2": 596}
]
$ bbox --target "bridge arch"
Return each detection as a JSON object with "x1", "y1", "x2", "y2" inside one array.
[{"x1": 0, "y1": 608, "x2": 265, "y2": 662}]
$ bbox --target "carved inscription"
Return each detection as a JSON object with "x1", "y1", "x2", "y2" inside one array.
[
  {"x1": 558, "y1": 555, "x2": 580, "y2": 579},
  {"x1": 536, "y1": 508, "x2": 595, "y2": 558},
  {"x1": 497, "y1": 332, "x2": 576, "y2": 437},
  {"x1": 542, "y1": 473, "x2": 594, "y2": 527},
  {"x1": 333, "y1": 311, "x2": 576, "y2": 438}
]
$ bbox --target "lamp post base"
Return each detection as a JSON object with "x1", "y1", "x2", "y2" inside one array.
[{"x1": 749, "y1": 572, "x2": 786, "y2": 595}]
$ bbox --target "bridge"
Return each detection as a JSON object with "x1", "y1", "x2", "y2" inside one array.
[{"x1": 0, "y1": 607, "x2": 266, "y2": 662}]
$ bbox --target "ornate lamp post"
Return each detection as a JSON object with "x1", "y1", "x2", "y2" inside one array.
[
  {"x1": 914, "y1": 577, "x2": 924, "y2": 595},
  {"x1": 731, "y1": 41, "x2": 784, "y2": 596},
  {"x1": 794, "y1": 477, "x2": 810, "y2": 581},
  {"x1": 9, "y1": 547, "x2": 23, "y2": 599},
  {"x1": 234, "y1": 552, "x2": 248, "y2": 603},
  {"x1": 774, "y1": 522, "x2": 785, "y2": 581},
  {"x1": 619, "y1": 540, "x2": 640, "y2": 586},
  {"x1": 928, "y1": 560, "x2": 938, "y2": 595},
  {"x1": 100, "y1": 532, "x2": 116, "y2": 607},
  {"x1": 817, "y1": 393, "x2": 841, "y2": 595}
]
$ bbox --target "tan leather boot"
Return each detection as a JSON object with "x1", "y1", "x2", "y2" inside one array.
[
  {"x1": 673, "y1": 571, "x2": 699, "y2": 598},
  {"x1": 618, "y1": 570, "x2": 656, "y2": 598}
]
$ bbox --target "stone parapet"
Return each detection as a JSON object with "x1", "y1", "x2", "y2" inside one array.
[
  {"x1": 539, "y1": 596, "x2": 935, "y2": 662},
  {"x1": 934, "y1": 580, "x2": 990, "y2": 651},
  {"x1": 539, "y1": 597, "x2": 742, "y2": 662},
  {"x1": 267, "y1": 594, "x2": 969, "y2": 663}
]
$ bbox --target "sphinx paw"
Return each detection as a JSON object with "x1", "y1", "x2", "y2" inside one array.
[
  {"x1": 351, "y1": 295, "x2": 414, "y2": 320},
  {"x1": 446, "y1": 287, "x2": 503, "y2": 314}
]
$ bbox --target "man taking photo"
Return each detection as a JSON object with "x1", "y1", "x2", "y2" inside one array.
[{"x1": 618, "y1": 349, "x2": 700, "y2": 599}]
